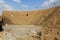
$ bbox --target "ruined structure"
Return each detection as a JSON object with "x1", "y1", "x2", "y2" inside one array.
[{"x1": 0, "y1": 6, "x2": 60, "y2": 40}]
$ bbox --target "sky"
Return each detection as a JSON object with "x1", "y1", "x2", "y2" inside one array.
[{"x1": 0, "y1": 0, "x2": 60, "y2": 15}]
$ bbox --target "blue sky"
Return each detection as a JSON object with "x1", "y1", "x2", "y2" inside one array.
[
  {"x1": 4, "y1": 0, "x2": 46, "y2": 10},
  {"x1": 0, "y1": 0, "x2": 60, "y2": 12}
]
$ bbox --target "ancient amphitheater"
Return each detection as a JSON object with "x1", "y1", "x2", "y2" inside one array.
[{"x1": 0, "y1": 6, "x2": 60, "y2": 40}]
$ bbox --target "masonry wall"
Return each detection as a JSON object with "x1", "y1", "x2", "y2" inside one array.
[{"x1": 2, "y1": 8, "x2": 54, "y2": 25}]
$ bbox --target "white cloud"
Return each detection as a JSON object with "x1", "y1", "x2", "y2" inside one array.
[
  {"x1": 2, "y1": 4, "x2": 13, "y2": 11},
  {"x1": 50, "y1": 0, "x2": 58, "y2": 2},
  {"x1": 41, "y1": 0, "x2": 60, "y2": 8},
  {"x1": 42, "y1": 1, "x2": 51, "y2": 7},
  {"x1": 0, "y1": 0, "x2": 13, "y2": 15},
  {"x1": 19, "y1": 5, "x2": 29, "y2": 9},
  {"x1": 15, "y1": 5, "x2": 29, "y2": 11},
  {"x1": 13, "y1": 0, "x2": 21, "y2": 3},
  {"x1": 21, "y1": 5, "x2": 29, "y2": 8}
]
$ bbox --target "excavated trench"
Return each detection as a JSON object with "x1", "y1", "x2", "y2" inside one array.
[{"x1": 0, "y1": 6, "x2": 60, "y2": 40}]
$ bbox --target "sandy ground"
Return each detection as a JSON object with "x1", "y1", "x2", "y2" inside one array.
[{"x1": 0, "y1": 25, "x2": 42, "y2": 40}]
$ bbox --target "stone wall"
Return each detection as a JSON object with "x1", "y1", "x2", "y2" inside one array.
[{"x1": 2, "y1": 7, "x2": 54, "y2": 25}]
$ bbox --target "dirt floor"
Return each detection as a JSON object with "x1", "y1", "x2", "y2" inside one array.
[{"x1": 0, "y1": 25, "x2": 42, "y2": 40}]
